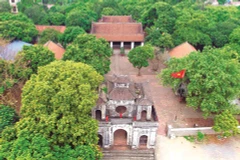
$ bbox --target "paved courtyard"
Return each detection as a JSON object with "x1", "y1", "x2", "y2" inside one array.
[{"x1": 108, "y1": 50, "x2": 240, "y2": 160}]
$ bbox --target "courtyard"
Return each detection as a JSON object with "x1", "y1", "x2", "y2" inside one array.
[{"x1": 108, "y1": 49, "x2": 240, "y2": 160}]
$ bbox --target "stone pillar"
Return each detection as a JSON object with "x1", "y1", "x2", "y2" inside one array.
[
  {"x1": 148, "y1": 129, "x2": 158, "y2": 149},
  {"x1": 131, "y1": 42, "x2": 135, "y2": 49},
  {"x1": 141, "y1": 42, "x2": 144, "y2": 46},
  {"x1": 110, "y1": 42, "x2": 113, "y2": 48},
  {"x1": 147, "y1": 106, "x2": 152, "y2": 120},
  {"x1": 120, "y1": 42, "x2": 124, "y2": 48}
]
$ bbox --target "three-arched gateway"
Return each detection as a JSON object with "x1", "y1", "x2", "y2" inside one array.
[
  {"x1": 92, "y1": 75, "x2": 158, "y2": 149},
  {"x1": 114, "y1": 129, "x2": 127, "y2": 146}
]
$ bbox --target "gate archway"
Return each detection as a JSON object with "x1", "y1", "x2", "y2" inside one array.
[
  {"x1": 96, "y1": 110, "x2": 101, "y2": 120},
  {"x1": 114, "y1": 129, "x2": 127, "y2": 146},
  {"x1": 141, "y1": 110, "x2": 147, "y2": 121},
  {"x1": 98, "y1": 134, "x2": 103, "y2": 147},
  {"x1": 139, "y1": 135, "x2": 148, "y2": 148}
]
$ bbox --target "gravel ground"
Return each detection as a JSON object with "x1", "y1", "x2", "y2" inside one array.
[{"x1": 155, "y1": 135, "x2": 240, "y2": 160}]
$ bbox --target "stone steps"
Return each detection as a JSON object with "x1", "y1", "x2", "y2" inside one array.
[{"x1": 102, "y1": 148, "x2": 155, "y2": 160}]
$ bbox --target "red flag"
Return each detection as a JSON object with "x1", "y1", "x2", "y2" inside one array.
[
  {"x1": 171, "y1": 70, "x2": 186, "y2": 79},
  {"x1": 105, "y1": 116, "x2": 109, "y2": 122}
]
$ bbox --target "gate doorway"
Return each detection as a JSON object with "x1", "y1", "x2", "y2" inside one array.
[
  {"x1": 114, "y1": 129, "x2": 127, "y2": 146},
  {"x1": 139, "y1": 135, "x2": 148, "y2": 148},
  {"x1": 141, "y1": 110, "x2": 147, "y2": 121},
  {"x1": 96, "y1": 110, "x2": 101, "y2": 120},
  {"x1": 98, "y1": 134, "x2": 103, "y2": 147}
]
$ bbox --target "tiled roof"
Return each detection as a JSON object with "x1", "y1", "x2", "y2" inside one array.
[
  {"x1": 99, "y1": 16, "x2": 134, "y2": 23},
  {"x1": 36, "y1": 25, "x2": 66, "y2": 33},
  {"x1": 0, "y1": 40, "x2": 32, "y2": 61},
  {"x1": 107, "y1": 75, "x2": 131, "y2": 83},
  {"x1": 108, "y1": 87, "x2": 136, "y2": 100},
  {"x1": 136, "y1": 82, "x2": 153, "y2": 106},
  {"x1": 44, "y1": 41, "x2": 65, "y2": 60},
  {"x1": 91, "y1": 16, "x2": 144, "y2": 42},
  {"x1": 169, "y1": 42, "x2": 196, "y2": 58}
]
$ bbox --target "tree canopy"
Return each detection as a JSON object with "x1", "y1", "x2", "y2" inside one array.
[
  {"x1": 59, "y1": 26, "x2": 86, "y2": 48},
  {"x1": 39, "y1": 28, "x2": 62, "y2": 44},
  {"x1": 128, "y1": 44, "x2": 154, "y2": 76},
  {"x1": 13, "y1": 45, "x2": 56, "y2": 80},
  {"x1": 0, "y1": 61, "x2": 103, "y2": 160},
  {"x1": 0, "y1": 13, "x2": 37, "y2": 42},
  {"x1": 159, "y1": 47, "x2": 240, "y2": 117},
  {"x1": 63, "y1": 34, "x2": 112, "y2": 75}
]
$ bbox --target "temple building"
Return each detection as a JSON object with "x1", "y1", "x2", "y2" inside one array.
[
  {"x1": 92, "y1": 75, "x2": 158, "y2": 149},
  {"x1": 90, "y1": 16, "x2": 145, "y2": 49},
  {"x1": 9, "y1": 0, "x2": 21, "y2": 13}
]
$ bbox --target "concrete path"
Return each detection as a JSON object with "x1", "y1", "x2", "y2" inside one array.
[{"x1": 155, "y1": 135, "x2": 240, "y2": 160}]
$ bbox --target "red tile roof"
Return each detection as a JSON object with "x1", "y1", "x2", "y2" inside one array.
[
  {"x1": 91, "y1": 16, "x2": 144, "y2": 42},
  {"x1": 99, "y1": 16, "x2": 134, "y2": 23},
  {"x1": 169, "y1": 42, "x2": 196, "y2": 58},
  {"x1": 36, "y1": 25, "x2": 66, "y2": 33},
  {"x1": 44, "y1": 41, "x2": 65, "y2": 60}
]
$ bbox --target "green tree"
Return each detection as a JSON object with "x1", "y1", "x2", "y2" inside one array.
[
  {"x1": 159, "y1": 47, "x2": 240, "y2": 117},
  {"x1": 0, "y1": 61, "x2": 103, "y2": 160},
  {"x1": 101, "y1": 7, "x2": 118, "y2": 16},
  {"x1": 13, "y1": 45, "x2": 55, "y2": 80},
  {"x1": 0, "y1": 1, "x2": 11, "y2": 13},
  {"x1": 128, "y1": 44, "x2": 154, "y2": 76},
  {"x1": 63, "y1": 34, "x2": 112, "y2": 75},
  {"x1": 59, "y1": 26, "x2": 85, "y2": 48},
  {"x1": 0, "y1": 13, "x2": 37, "y2": 42},
  {"x1": 229, "y1": 27, "x2": 240, "y2": 44},
  {"x1": 145, "y1": 26, "x2": 174, "y2": 49},
  {"x1": 24, "y1": 4, "x2": 49, "y2": 25},
  {"x1": 213, "y1": 110, "x2": 239, "y2": 137},
  {"x1": 48, "y1": 12, "x2": 65, "y2": 25},
  {"x1": 0, "y1": 105, "x2": 18, "y2": 133},
  {"x1": 172, "y1": 10, "x2": 212, "y2": 48},
  {"x1": 65, "y1": 9, "x2": 97, "y2": 31},
  {"x1": 39, "y1": 28, "x2": 61, "y2": 44}
]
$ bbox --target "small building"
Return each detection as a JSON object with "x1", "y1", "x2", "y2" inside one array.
[
  {"x1": 92, "y1": 75, "x2": 158, "y2": 149},
  {"x1": 44, "y1": 41, "x2": 65, "y2": 60},
  {"x1": 8, "y1": 0, "x2": 21, "y2": 13},
  {"x1": 169, "y1": 42, "x2": 196, "y2": 59},
  {"x1": 90, "y1": 16, "x2": 144, "y2": 49},
  {"x1": 35, "y1": 25, "x2": 66, "y2": 33},
  {"x1": 0, "y1": 40, "x2": 31, "y2": 61}
]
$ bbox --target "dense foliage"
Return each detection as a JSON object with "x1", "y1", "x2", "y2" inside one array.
[
  {"x1": 13, "y1": 45, "x2": 55, "y2": 79},
  {"x1": 59, "y1": 26, "x2": 86, "y2": 48},
  {"x1": 0, "y1": 1, "x2": 11, "y2": 13},
  {"x1": 63, "y1": 34, "x2": 112, "y2": 75},
  {"x1": 0, "y1": 61, "x2": 103, "y2": 160},
  {"x1": 213, "y1": 110, "x2": 239, "y2": 137},
  {"x1": 39, "y1": 28, "x2": 62, "y2": 44},
  {"x1": 0, "y1": 13, "x2": 37, "y2": 42},
  {"x1": 128, "y1": 44, "x2": 154, "y2": 76},
  {"x1": 0, "y1": 105, "x2": 18, "y2": 133}
]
